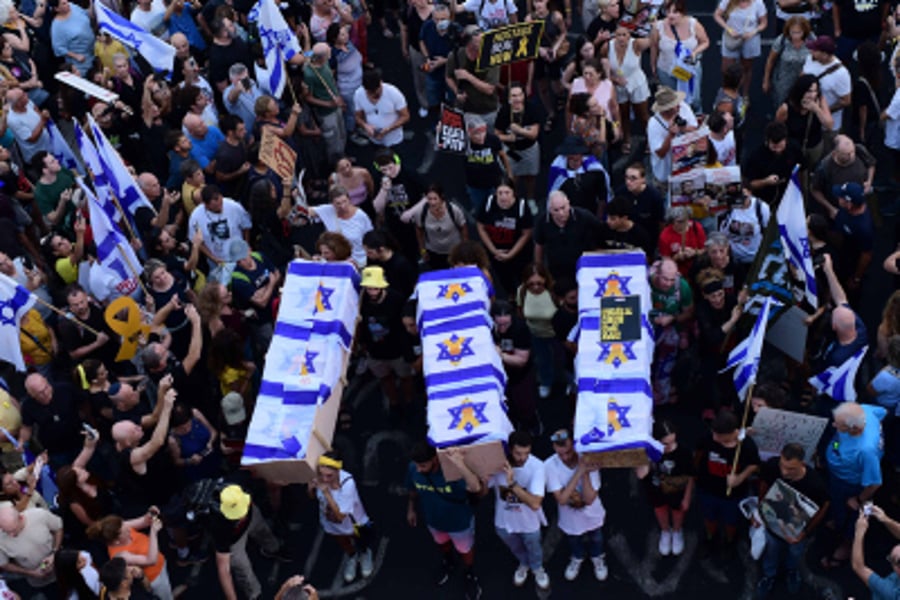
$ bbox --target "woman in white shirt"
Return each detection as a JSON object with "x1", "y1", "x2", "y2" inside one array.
[{"x1": 307, "y1": 185, "x2": 374, "y2": 268}]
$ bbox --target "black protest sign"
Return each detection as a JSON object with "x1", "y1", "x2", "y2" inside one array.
[
  {"x1": 436, "y1": 104, "x2": 466, "y2": 154},
  {"x1": 600, "y1": 295, "x2": 641, "y2": 342},
  {"x1": 476, "y1": 21, "x2": 545, "y2": 70}
]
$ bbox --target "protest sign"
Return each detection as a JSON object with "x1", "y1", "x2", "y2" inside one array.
[
  {"x1": 704, "y1": 166, "x2": 742, "y2": 216},
  {"x1": 260, "y1": 128, "x2": 297, "y2": 181},
  {"x1": 55, "y1": 71, "x2": 120, "y2": 104},
  {"x1": 668, "y1": 169, "x2": 705, "y2": 208},
  {"x1": 476, "y1": 21, "x2": 545, "y2": 70},
  {"x1": 760, "y1": 479, "x2": 820, "y2": 541},
  {"x1": 671, "y1": 126, "x2": 708, "y2": 176},
  {"x1": 436, "y1": 104, "x2": 466, "y2": 154},
  {"x1": 600, "y1": 295, "x2": 641, "y2": 342},
  {"x1": 765, "y1": 305, "x2": 810, "y2": 363},
  {"x1": 749, "y1": 407, "x2": 828, "y2": 463}
]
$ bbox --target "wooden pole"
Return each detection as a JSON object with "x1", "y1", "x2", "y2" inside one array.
[
  {"x1": 31, "y1": 295, "x2": 103, "y2": 337},
  {"x1": 726, "y1": 383, "x2": 755, "y2": 497},
  {"x1": 116, "y1": 242, "x2": 151, "y2": 300}
]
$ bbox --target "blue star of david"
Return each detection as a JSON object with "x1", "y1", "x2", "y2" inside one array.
[
  {"x1": 313, "y1": 284, "x2": 334, "y2": 314},
  {"x1": 447, "y1": 399, "x2": 488, "y2": 433},
  {"x1": 0, "y1": 300, "x2": 15, "y2": 327},
  {"x1": 597, "y1": 341, "x2": 637, "y2": 367},
  {"x1": 437, "y1": 282, "x2": 473, "y2": 302},
  {"x1": 594, "y1": 272, "x2": 632, "y2": 297},
  {"x1": 607, "y1": 402, "x2": 632, "y2": 434},
  {"x1": 302, "y1": 350, "x2": 319, "y2": 374},
  {"x1": 436, "y1": 335, "x2": 474, "y2": 363}
]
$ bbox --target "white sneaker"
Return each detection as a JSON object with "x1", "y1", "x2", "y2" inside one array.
[
  {"x1": 564, "y1": 557, "x2": 583, "y2": 581},
  {"x1": 343, "y1": 554, "x2": 359, "y2": 582},
  {"x1": 418, "y1": 107, "x2": 429, "y2": 118},
  {"x1": 658, "y1": 529, "x2": 672, "y2": 556},
  {"x1": 671, "y1": 530, "x2": 685, "y2": 556},
  {"x1": 533, "y1": 567, "x2": 550, "y2": 590},
  {"x1": 539, "y1": 385, "x2": 551, "y2": 399},
  {"x1": 527, "y1": 198, "x2": 539, "y2": 216},
  {"x1": 592, "y1": 555, "x2": 608, "y2": 581},
  {"x1": 513, "y1": 564, "x2": 529, "y2": 587},
  {"x1": 360, "y1": 548, "x2": 374, "y2": 578}
]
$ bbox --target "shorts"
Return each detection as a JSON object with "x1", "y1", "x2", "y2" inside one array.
[
  {"x1": 721, "y1": 33, "x2": 762, "y2": 59},
  {"x1": 428, "y1": 520, "x2": 475, "y2": 553},
  {"x1": 698, "y1": 489, "x2": 742, "y2": 526},
  {"x1": 368, "y1": 356, "x2": 413, "y2": 379}
]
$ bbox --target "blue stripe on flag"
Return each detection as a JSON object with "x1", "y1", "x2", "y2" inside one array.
[
  {"x1": 420, "y1": 314, "x2": 492, "y2": 337},
  {"x1": 576, "y1": 377, "x2": 652, "y2": 396},
  {"x1": 417, "y1": 266, "x2": 486, "y2": 284},
  {"x1": 287, "y1": 261, "x2": 361, "y2": 289},
  {"x1": 577, "y1": 252, "x2": 647, "y2": 270},
  {"x1": 425, "y1": 364, "x2": 506, "y2": 387},
  {"x1": 418, "y1": 302, "x2": 487, "y2": 325},
  {"x1": 243, "y1": 443, "x2": 297, "y2": 460},
  {"x1": 428, "y1": 381, "x2": 502, "y2": 400}
]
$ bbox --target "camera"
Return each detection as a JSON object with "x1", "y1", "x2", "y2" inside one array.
[
  {"x1": 182, "y1": 477, "x2": 228, "y2": 522},
  {"x1": 673, "y1": 115, "x2": 687, "y2": 128}
]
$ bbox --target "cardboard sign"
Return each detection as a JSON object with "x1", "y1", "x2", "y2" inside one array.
[
  {"x1": 600, "y1": 295, "x2": 641, "y2": 342},
  {"x1": 438, "y1": 439, "x2": 506, "y2": 482},
  {"x1": 476, "y1": 21, "x2": 545, "y2": 70},
  {"x1": 55, "y1": 71, "x2": 120, "y2": 104},
  {"x1": 670, "y1": 126, "x2": 708, "y2": 177},
  {"x1": 436, "y1": 104, "x2": 466, "y2": 154},
  {"x1": 749, "y1": 407, "x2": 828, "y2": 464},
  {"x1": 259, "y1": 128, "x2": 297, "y2": 181}
]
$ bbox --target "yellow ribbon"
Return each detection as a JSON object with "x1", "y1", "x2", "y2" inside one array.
[
  {"x1": 76, "y1": 364, "x2": 89, "y2": 390},
  {"x1": 516, "y1": 36, "x2": 529, "y2": 58},
  {"x1": 104, "y1": 297, "x2": 151, "y2": 362}
]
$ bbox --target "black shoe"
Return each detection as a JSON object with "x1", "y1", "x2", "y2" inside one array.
[
  {"x1": 699, "y1": 535, "x2": 716, "y2": 559},
  {"x1": 261, "y1": 545, "x2": 292, "y2": 562},
  {"x1": 435, "y1": 560, "x2": 452, "y2": 586},
  {"x1": 465, "y1": 573, "x2": 482, "y2": 600}
]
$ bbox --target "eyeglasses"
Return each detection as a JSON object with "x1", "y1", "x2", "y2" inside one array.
[{"x1": 550, "y1": 431, "x2": 569, "y2": 444}]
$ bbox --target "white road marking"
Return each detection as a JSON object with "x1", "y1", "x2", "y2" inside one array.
[
  {"x1": 319, "y1": 537, "x2": 390, "y2": 598},
  {"x1": 607, "y1": 530, "x2": 697, "y2": 596}
]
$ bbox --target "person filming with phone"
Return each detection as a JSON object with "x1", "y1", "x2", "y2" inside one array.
[{"x1": 852, "y1": 504, "x2": 900, "y2": 597}]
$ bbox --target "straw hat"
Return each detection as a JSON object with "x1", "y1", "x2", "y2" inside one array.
[{"x1": 651, "y1": 86, "x2": 686, "y2": 113}]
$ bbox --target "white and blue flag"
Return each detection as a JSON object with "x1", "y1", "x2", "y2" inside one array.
[
  {"x1": 278, "y1": 261, "x2": 360, "y2": 350},
  {"x1": 256, "y1": 45, "x2": 286, "y2": 98},
  {"x1": 86, "y1": 115, "x2": 154, "y2": 219},
  {"x1": 809, "y1": 346, "x2": 868, "y2": 402},
  {"x1": 46, "y1": 120, "x2": 83, "y2": 175},
  {"x1": 723, "y1": 296, "x2": 778, "y2": 401},
  {"x1": 776, "y1": 173, "x2": 818, "y2": 309},
  {"x1": 77, "y1": 177, "x2": 141, "y2": 293},
  {"x1": 0, "y1": 273, "x2": 36, "y2": 372},
  {"x1": 250, "y1": 0, "x2": 301, "y2": 61},
  {"x1": 95, "y1": 2, "x2": 175, "y2": 73},
  {"x1": 414, "y1": 267, "x2": 494, "y2": 326},
  {"x1": 427, "y1": 383, "x2": 512, "y2": 448}
]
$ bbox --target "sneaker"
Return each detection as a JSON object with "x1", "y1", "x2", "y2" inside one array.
[
  {"x1": 464, "y1": 572, "x2": 482, "y2": 600},
  {"x1": 786, "y1": 569, "x2": 802, "y2": 594},
  {"x1": 533, "y1": 567, "x2": 550, "y2": 590},
  {"x1": 564, "y1": 557, "x2": 583, "y2": 581},
  {"x1": 658, "y1": 529, "x2": 672, "y2": 556},
  {"x1": 539, "y1": 385, "x2": 551, "y2": 399},
  {"x1": 513, "y1": 564, "x2": 529, "y2": 587},
  {"x1": 418, "y1": 107, "x2": 429, "y2": 118},
  {"x1": 527, "y1": 198, "x2": 539, "y2": 216},
  {"x1": 349, "y1": 132, "x2": 370, "y2": 146},
  {"x1": 435, "y1": 559, "x2": 452, "y2": 586},
  {"x1": 343, "y1": 554, "x2": 359, "y2": 583},
  {"x1": 756, "y1": 575, "x2": 774, "y2": 599},
  {"x1": 260, "y1": 545, "x2": 292, "y2": 562},
  {"x1": 360, "y1": 548, "x2": 374, "y2": 578},
  {"x1": 591, "y1": 555, "x2": 608, "y2": 581},
  {"x1": 671, "y1": 530, "x2": 685, "y2": 556}
]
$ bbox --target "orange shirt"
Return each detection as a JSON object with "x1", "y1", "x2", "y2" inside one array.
[{"x1": 108, "y1": 528, "x2": 165, "y2": 583}]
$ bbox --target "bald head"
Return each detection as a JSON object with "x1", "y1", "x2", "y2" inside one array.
[
  {"x1": 548, "y1": 191, "x2": 570, "y2": 225},
  {"x1": 833, "y1": 135, "x2": 856, "y2": 166},
  {"x1": 831, "y1": 306, "x2": 856, "y2": 337},
  {"x1": 24, "y1": 373, "x2": 52, "y2": 405},
  {"x1": 111, "y1": 420, "x2": 142, "y2": 448},
  {"x1": 170, "y1": 32, "x2": 189, "y2": 57},
  {"x1": 312, "y1": 42, "x2": 331, "y2": 62},
  {"x1": 0, "y1": 503, "x2": 18, "y2": 535},
  {"x1": 183, "y1": 113, "x2": 205, "y2": 137}
]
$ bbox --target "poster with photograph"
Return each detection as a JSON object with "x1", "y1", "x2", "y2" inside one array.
[
  {"x1": 703, "y1": 166, "x2": 742, "y2": 217},
  {"x1": 436, "y1": 104, "x2": 466, "y2": 154},
  {"x1": 668, "y1": 169, "x2": 705, "y2": 207},
  {"x1": 760, "y1": 479, "x2": 820, "y2": 541},
  {"x1": 671, "y1": 126, "x2": 709, "y2": 176}
]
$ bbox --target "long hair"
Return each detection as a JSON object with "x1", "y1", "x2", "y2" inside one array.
[
  {"x1": 55, "y1": 548, "x2": 99, "y2": 600},
  {"x1": 517, "y1": 262, "x2": 555, "y2": 307},
  {"x1": 196, "y1": 281, "x2": 226, "y2": 324},
  {"x1": 86, "y1": 515, "x2": 123, "y2": 543},
  {"x1": 788, "y1": 74, "x2": 819, "y2": 109},
  {"x1": 882, "y1": 290, "x2": 900, "y2": 337},
  {"x1": 208, "y1": 328, "x2": 246, "y2": 376}
]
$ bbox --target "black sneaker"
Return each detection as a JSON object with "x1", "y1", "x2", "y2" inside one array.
[
  {"x1": 464, "y1": 573, "x2": 482, "y2": 600},
  {"x1": 435, "y1": 559, "x2": 452, "y2": 586},
  {"x1": 699, "y1": 535, "x2": 716, "y2": 559},
  {"x1": 261, "y1": 545, "x2": 292, "y2": 562}
]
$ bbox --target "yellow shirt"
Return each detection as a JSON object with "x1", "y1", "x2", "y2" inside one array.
[
  {"x1": 220, "y1": 366, "x2": 249, "y2": 397},
  {"x1": 55, "y1": 257, "x2": 78, "y2": 284},
  {"x1": 19, "y1": 309, "x2": 53, "y2": 367},
  {"x1": 94, "y1": 39, "x2": 130, "y2": 72},
  {"x1": 0, "y1": 389, "x2": 21, "y2": 453},
  {"x1": 182, "y1": 182, "x2": 203, "y2": 216}
]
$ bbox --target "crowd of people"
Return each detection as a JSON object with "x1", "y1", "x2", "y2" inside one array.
[{"x1": 0, "y1": 0, "x2": 896, "y2": 597}]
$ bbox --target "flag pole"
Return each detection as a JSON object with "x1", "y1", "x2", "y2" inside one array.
[
  {"x1": 115, "y1": 242, "x2": 151, "y2": 299},
  {"x1": 30, "y1": 295, "x2": 103, "y2": 337},
  {"x1": 726, "y1": 382, "x2": 755, "y2": 497}
]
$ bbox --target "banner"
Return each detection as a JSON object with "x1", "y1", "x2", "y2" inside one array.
[
  {"x1": 0, "y1": 273, "x2": 35, "y2": 371},
  {"x1": 436, "y1": 104, "x2": 466, "y2": 154},
  {"x1": 260, "y1": 127, "x2": 297, "y2": 181},
  {"x1": 476, "y1": 21, "x2": 545, "y2": 70},
  {"x1": 749, "y1": 407, "x2": 828, "y2": 464}
]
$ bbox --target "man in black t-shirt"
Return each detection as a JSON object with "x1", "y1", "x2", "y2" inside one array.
[
  {"x1": 757, "y1": 443, "x2": 829, "y2": 597},
  {"x1": 362, "y1": 230, "x2": 418, "y2": 300},
  {"x1": 359, "y1": 266, "x2": 414, "y2": 414},
  {"x1": 214, "y1": 115, "x2": 250, "y2": 199},
  {"x1": 373, "y1": 149, "x2": 425, "y2": 265},
  {"x1": 615, "y1": 163, "x2": 665, "y2": 254},
  {"x1": 209, "y1": 483, "x2": 288, "y2": 600},
  {"x1": 598, "y1": 196, "x2": 652, "y2": 257},
  {"x1": 491, "y1": 301, "x2": 538, "y2": 433},
  {"x1": 464, "y1": 115, "x2": 511, "y2": 214},
  {"x1": 57, "y1": 284, "x2": 120, "y2": 368},
  {"x1": 476, "y1": 188, "x2": 533, "y2": 298},
  {"x1": 533, "y1": 191, "x2": 602, "y2": 283},
  {"x1": 20, "y1": 374, "x2": 82, "y2": 468}
]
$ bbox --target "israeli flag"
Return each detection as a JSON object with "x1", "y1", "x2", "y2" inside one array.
[
  {"x1": 72, "y1": 121, "x2": 118, "y2": 220},
  {"x1": 573, "y1": 378, "x2": 661, "y2": 459},
  {"x1": 250, "y1": 0, "x2": 301, "y2": 61},
  {"x1": 420, "y1": 313, "x2": 504, "y2": 382},
  {"x1": 95, "y1": 2, "x2": 175, "y2": 73},
  {"x1": 263, "y1": 323, "x2": 346, "y2": 401},
  {"x1": 776, "y1": 173, "x2": 818, "y2": 309},
  {"x1": 809, "y1": 346, "x2": 868, "y2": 402},
  {"x1": 86, "y1": 115, "x2": 154, "y2": 218},
  {"x1": 427, "y1": 383, "x2": 513, "y2": 448},
  {"x1": 243, "y1": 392, "x2": 316, "y2": 462},
  {"x1": 0, "y1": 273, "x2": 36, "y2": 372},
  {"x1": 414, "y1": 267, "x2": 494, "y2": 326},
  {"x1": 279, "y1": 261, "x2": 360, "y2": 350},
  {"x1": 723, "y1": 296, "x2": 778, "y2": 401},
  {"x1": 77, "y1": 178, "x2": 141, "y2": 292},
  {"x1": 576, "y1": 252, "x2": 650, "y2": 314},
  {"x1": 46, "y1": 120, "x2": 83, "y2": 175},
  {"x1": 256, "y1": 45, "x2": 286, "y2": 98}
]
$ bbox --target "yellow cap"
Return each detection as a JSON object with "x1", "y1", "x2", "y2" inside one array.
[
  {"x1": 360, "y1": 266, "x2": 389, "y2": 289},
  {"x1": 219, "y1": 485, "x2": 251, "y2": 520}
]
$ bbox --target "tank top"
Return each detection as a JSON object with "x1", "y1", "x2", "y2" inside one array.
[
  {"x1": 656, "y1": 18, "x2": 698, "y2": 74},
  {"x1": 345, "y1": 180, "x2": 369, "y2": 206},
  {"x1": 608, "y1": 38, "x2": 643, "y2": 90},
  {"x1": 108, "y1": 528, "x2": 165, "y2": 583},
  {"x1": 785, "y1": 102, "x2": 823, "y2": 150}
]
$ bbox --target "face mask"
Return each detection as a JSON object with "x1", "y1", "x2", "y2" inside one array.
[{"x1": 436, "y1": 20, "x2": 450, "y2": 32}]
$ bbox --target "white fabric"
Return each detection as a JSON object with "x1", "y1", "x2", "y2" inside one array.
[
  {"x1": 776, "y1": 177, "x2": 818, "y2": 308},
  {"x1": 544, "y1": 454, "x2": 605, "y2": 535},
  {"x1": 187, "y1": 198, "x2": 252, "y2": 264},
  {"x1": 315, "y1": 470, "x2": 370, "y2": 535},
  {"x1": 311, "y1": 204, "x2": 373, "y2": 266},
  {"x1": 801, "y1": 56, "x2": 850, "y2": 131},
  {"x1": 413, "y1": 267, "x2": 494, "y2": 326},
  {"x1": 0, "y1": 273, "x2": 36, "y2": 371},
  {"x1": 462, "y1": 0, "x2": 517, "y2": 29},
  {"x1": 885, "y1": 87, "x2": 900, "y2": 151},
  {"x1": 648, "y1": 103, "x2": 698, "y2": 184},
  {"x1": 708, "y1": 131, "x2": 737, "y2": 167},
  {"x1": 352, "y1": 83, "x2": 408, "y2": 147},
  {"x1": 719, "y1": 196, "x2": 770, "y2": 264},
  {"x1": 489, "y1": 455, "x2": 547, "y2": 533},
  {"x1": 716, "y1": 0, "x2": 766, "y2": 34},
  {"x1": 130, "y1": 0, "x2": 167, "y2": 37}
]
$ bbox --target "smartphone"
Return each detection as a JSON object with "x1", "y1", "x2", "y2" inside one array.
[
  {"x1": 863, "y1": 502, "x2": 873, "y2": 516},
  {"x1": 241, "y1": 77, "x2": 251, "y2": 91}
]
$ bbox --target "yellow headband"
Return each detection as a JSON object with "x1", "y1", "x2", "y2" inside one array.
[
  {"x1": 318, "y1": 456, "x2": 343, "y2": 470},
  {"x1": 76, "y1": 365, "x2": 89, "y2": 390}
]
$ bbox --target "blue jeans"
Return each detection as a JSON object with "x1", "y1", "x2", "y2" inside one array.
[
  {"x1": 761, "y1": 528, "x2": 807, "y2": 578},
  {"x1": 827, "y1": 475, "x2": 863, "y2": 539},
  {"x1": 531, "y1": 335, "x2": 554, "y2": 389},
  {"x1": 567, "y1": 527, "x2": 603, "y2": 560},
  {"x1": 496, "y1": 527, "x2": 543, "y2": 570},
  {"x1": 465, "y1": 186, "x2": 492, "y2": 214}
]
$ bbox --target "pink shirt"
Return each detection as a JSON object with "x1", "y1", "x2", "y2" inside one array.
[{"x1": 571, "y1": 78, "x2": 615, "y2": 118}]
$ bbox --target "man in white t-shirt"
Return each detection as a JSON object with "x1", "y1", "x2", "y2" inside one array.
[
  {"x1": 718, "y1": 184, "x2": 770, "y2": 265},
  {"x1": 187, "y1": 184, "x2": 252, "y2": 267},
  {"x1": 487, "y1": 431, "x2": 550, "y2": 591},
  {"x1": 802, "y1": 36, "x2": 851, "y2": 132},
  {"x1": 647, "y1": 87, "x2": 698, "y2": 189},
  {"x1": 354, "y1": 68, "x2": 410, "y2": 148},
  {"x1": 456, "y1": 0, "x2": 518, "y2": 29},
  {"x1": 6, "y1": 89, "x2": 51, "y2": 163},
  {"x1": 544, "y1": 428, "x2": 608, "y2": 582},
  {"x1": 130, "y1": 0, "x2": 168, "y2": 37}
]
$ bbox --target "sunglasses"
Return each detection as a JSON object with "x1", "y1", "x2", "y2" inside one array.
[{"x1": 550, "y1": 431, "x2": 569, "y2": 444}]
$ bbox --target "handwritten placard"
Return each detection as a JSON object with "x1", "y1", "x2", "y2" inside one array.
[
  {"x1": 750, "y1": 407, "x2": 828, "y2": 464},
  {"x1": 476, "y1": 21, "x2": 545, "y2": 70},
  {"x1": 260, "y1": 128, "x2": 297, "y2": 181},
  {"x1": 436, "y1": 104, "x2": 466, "y2": 154},
  {"x1": 600, "y1": 295, "x2": 641, "y2": 342}
]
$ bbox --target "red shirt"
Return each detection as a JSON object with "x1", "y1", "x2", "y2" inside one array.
[{"x1": 658, "y1": 221, "x2": 707, "y2": 276}]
